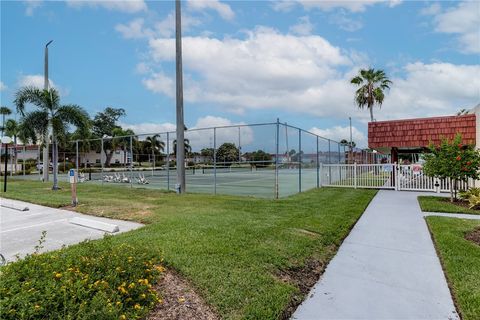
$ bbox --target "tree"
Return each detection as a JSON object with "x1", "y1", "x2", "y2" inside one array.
[
  {"x1": 5, "y1": 119, "x2": 19, "y2": 174},
  {"x1": 110, "y1": 128, "x2": 135, "y2": 167},
  {"x1": 351, "y1": 68, "x2": 392, "y2": 122},
  {"x1": 91, "y1": 107, "x2": 126, "y2": 166},
  {"x1": 15, "y1": 87, "x2": 90, "y2": 190},
  {"x1": 144, "y1": 134, "x2": 165, "y2": 166},
  {"x1": 423, "y1": 134, "x2": 480, "y2": 202},
  {"x1": 200, "y1": 148, "x2": 214, "y2": 162},
  {"x1": 216, "y1": 143, "x2": 239, "y2": 164},
  {"x1": 172, "y1": 139, "x2": 191, "y2": 156},
  {"x1": 245, "y1": 150, "x2": 272, "y2": 167},
  {"x1": 0, "y1": 106, "x2": 12, "y2": 136}
]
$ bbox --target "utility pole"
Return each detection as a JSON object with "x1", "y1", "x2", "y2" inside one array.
[
  {"x1": 175, "y1": 0, "x2": 186, "y2": 193},
  {"x1": 43, "y1": 40, "x2": 53, "y2": 182}
]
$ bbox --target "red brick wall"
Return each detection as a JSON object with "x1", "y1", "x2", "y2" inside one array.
[{"x1": 368, "y1": 114, "x2": 476, "y2": 149}]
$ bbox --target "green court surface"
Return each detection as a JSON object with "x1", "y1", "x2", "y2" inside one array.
[{"x1": 14, "y1": 167, "x2": 319, "y2": 198}]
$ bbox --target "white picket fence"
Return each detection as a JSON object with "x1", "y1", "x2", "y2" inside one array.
[{"x1": 321, "y1": 163, "x2": 477, "y2": 192}]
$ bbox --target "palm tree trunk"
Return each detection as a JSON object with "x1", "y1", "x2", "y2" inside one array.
[
  {"x1": 52, "y1": 132, "x2": 59, "y2": 190},
  {"x1": 369, "y1": 105, "x2": 374, "y2": 122},
  {"x1": 14, "y1": 136, "x2": 17, "y2": 175}
]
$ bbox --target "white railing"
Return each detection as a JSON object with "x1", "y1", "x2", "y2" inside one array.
[{"x1": 321, "y1": 163, "x2": 478, "y2": 192}]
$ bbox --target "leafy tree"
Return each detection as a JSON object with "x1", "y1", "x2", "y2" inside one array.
[
  {"x1": 200, "y1": 148, "x2": 214, "y2": 162},
  {"x1": 423, "y1": 134, "x2": 480, "y2": 202},
  {"x1": 15, "y1": 87, "x2": 90, "y2": 190},
  {"x1": 216, "y1": 143, "x2": 239, "y2": 164},
  {"x1": 92, "y1": 107, "x2": 125, "y2": 137},
  {"x1": 245, "y1": 150, "x2": 272, "y2": 167},
  {"x1": 351, "y1": 68, "x2": 392, "y2": 122}
]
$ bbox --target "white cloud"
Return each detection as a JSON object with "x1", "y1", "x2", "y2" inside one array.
[
  {"x1": 187, "y1": 0, "x2": 235, "y2": 21},
  {"x1": 329, "y1": 10, "x2": 363, "y2": 31},
  {"x1": 139, "y1": 27, "x2": 478, "y2": 127},
  {"x1": 431, "y1": 1, "x2": 480, "y2": 54},
  {"x1": 420, "y1": 3, "x2": 442, "y2": 16},
  {"x1": 66, "y1": 0, "x2": 147, "y2": 13},
  {"x1": 309, "y1": 125, "x2": 367, "y2": 148},
  {"x1": 273, "y1": 0, "x2": 401, "y2": 13},
  {"x1": 0, "y1": 81, "x2": 6, "y2": 91},
  {"x1": 115, "y1": 18, "x2": 153, "y2": 39},
  {"x1": 18, "y1": 74, "x2": 55, "y2": 89},
  {"x1": 289, "y1": 16, "x2": 314, "y2": 35},
  {"x1": 17, "y1": 74, "x2": 71, "y2": 96},
  {"x1": 119, "y1": 121, "x2": 176, "y2": 136},
  {"x1": 24, "y1": 0, "x2": 42, "y2": 16},
  {"x1": 142, "y1": 72, "x2": 175, "y2": 97}
]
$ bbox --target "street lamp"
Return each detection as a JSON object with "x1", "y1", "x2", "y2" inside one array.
[{"x1": 43, "y1": 40, "x2": 53, "y2": 183}]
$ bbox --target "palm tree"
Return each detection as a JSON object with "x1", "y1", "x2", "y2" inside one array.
[
  {"x1": 350, "y1": 68, "x2": 392, "y2": 122},
  {"x1": 15, "y1": 87, "x2": 90, "y2": 190},
  {"x1": 0, "y1": 106, "x2": 12, "y2": 136},
  {"x1": 145, "y1": 134, "x2": 165, "y2": 167},
  {"x1": 173, "y1": 138, "x2": 192, "y2": 156},
  {"x1": 109, "y1": 128, "x2": 135, "y2": 168},
  {"x1": 5, "y1": 119, "x2": 19, "y2": 174}
]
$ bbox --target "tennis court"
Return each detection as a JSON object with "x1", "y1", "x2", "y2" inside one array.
[{"x1": 15, "y1": 166, "x2": 319, "y2": 198}]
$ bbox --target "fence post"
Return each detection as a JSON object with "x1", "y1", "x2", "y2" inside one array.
[
  {"x1": 319, "y1": 162, "x2": 323, "y2": 187},
  {"x1": 394, "y1": 162, "x2": 398, "y2": 191},
  {"x1": 213, "y1": 127, "x2": 217, "y2": 195},
  {"x1": 316, "y1": 136, "x2": 319, "y2": 188},
  {"x1": 275, "y1": 119, "x2": 279, "y2": 199},
  {"x1": 354, "y1": 162, "x2": 357, "y2": 189},
  {"x1": 298, "y1": 129, "x2": 302, "y2": 193},
  {"x1": 101, "y1": 138, "x2": 104, "y2": 185},
  {"x1": 130, "y1": 135, "x2": 133, "y2": 188},
  {"x1": 167, "y1": 132, "x2": 170, "y2": 191}
]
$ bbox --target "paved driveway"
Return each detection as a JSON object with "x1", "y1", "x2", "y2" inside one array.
[{"x1": 0, "y1": 198, "x2": 143, "y2": 262}]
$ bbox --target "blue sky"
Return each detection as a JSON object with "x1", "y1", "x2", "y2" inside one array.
[{"x1": 1, "y1": 0, "x2": 479, "y2": 147}]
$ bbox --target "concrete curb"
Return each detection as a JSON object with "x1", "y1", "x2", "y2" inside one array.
[
  {"x1": 69, "y1": 217, "x2": 119, "y2": 233},
  {"x1": 1, "y1": 202, "x2": 29, "y2": 212}
]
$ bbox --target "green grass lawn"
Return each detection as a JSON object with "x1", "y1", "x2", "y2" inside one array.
[
  {"x1": 418, "y1": 196, "x2": 480, "y2": 215},
  {"x1": 1, "y1": 180, "x2": 376, "y2": 319},
  {"x1": 426, "y1": 217, "x2": 480, "y2": 320}
]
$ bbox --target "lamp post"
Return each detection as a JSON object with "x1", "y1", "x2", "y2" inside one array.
[{"x1": 42, "y1": 40, "x2": 53, "y2": 182}]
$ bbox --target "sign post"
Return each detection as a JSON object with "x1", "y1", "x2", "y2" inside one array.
[
  {"x1": 1, "y1": 136, "x2": 12, "y2": 192},
  {"x1": 69, "y1": 169, "x2": 78, "y2": 206}
]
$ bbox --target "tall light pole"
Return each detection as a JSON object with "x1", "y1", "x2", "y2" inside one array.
[
  {"x1": 175, "y1": 0, "x2": 186, "y2": 193},
  {"x1": 42, "y1": 40, "x2": 53, "y2": 182}
]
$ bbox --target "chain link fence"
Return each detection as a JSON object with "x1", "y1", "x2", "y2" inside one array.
[{"x1": 5, "y1": 121, "x2": 365, "y2": 198}]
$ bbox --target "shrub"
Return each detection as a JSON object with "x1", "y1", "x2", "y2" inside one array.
[
  {"x1": 459, "y1": 188, "x2": 480, "y2": 209},
  {"x1": 0, "y1": 235, "x2": 164, "y2": 320}
]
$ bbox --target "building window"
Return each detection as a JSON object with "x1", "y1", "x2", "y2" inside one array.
[{"x1": 96, "y1": 159, "x2": 101, "y2": 163}]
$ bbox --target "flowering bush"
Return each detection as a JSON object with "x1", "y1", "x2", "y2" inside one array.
[
  {"x1": 0, "y1": 235, "x2": 164, "y2": 319},
  {"x1": 423, "y1": 134, "x2": 480, "y2": 202}
]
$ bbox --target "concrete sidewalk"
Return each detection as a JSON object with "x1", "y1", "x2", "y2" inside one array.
[
  {"x1": 292, "y1": 191, "x2": 460, "y2": 320},
  {"x1": 1, "y1": 198, "x2": 143, "y2": 262}
]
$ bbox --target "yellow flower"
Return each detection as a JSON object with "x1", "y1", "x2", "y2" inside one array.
[
  {"x1": 178, "y1": 297, "x2": 185, "y2": 303},
  {"x1": 34, "y1": 305, "x2": 40, "y2": 310},
  {"x1": 128, "y1": 283, "x2": 135, "y2": 289},
  {"x1": 134, "y1": 304, "x2": 141, "y2": 310},
  {"x1": 119, "y1": 315, "x2": 126, "y2": 320},
  {"x1": 54, "y1": 273, "x2": 62, "y2": 279},
  {"x1": 140, "y1": 293, "x2": 146, "y2": 299},
  {"x1": 118, "y1": 286, "x2": 128, "y2": 294},
  {"x1": 116, "y1": 301, "x2": 122, "y2": 306},
  {"x1": 154, "y1": 265, "x2": 166, "y2": 273}
]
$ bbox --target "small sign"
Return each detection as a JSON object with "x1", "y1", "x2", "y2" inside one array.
[{"x1": 69, "y1": 169, "x2": 77, "y2": 184}]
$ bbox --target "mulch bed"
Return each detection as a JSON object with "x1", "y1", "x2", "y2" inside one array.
[
  {"x1": 440, "y1": 198, "x2": 479, "y2": 211},
  {"x1": 465, "y1": 227, "x2": 480, "y2": 246},
  {"x1": 147, "y1": 270, "x2": 219, "y2": 320}
]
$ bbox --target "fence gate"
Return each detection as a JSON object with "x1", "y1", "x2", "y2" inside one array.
[{"x1": 321, "y1": 163, "x2": 475, "y2": 192}]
